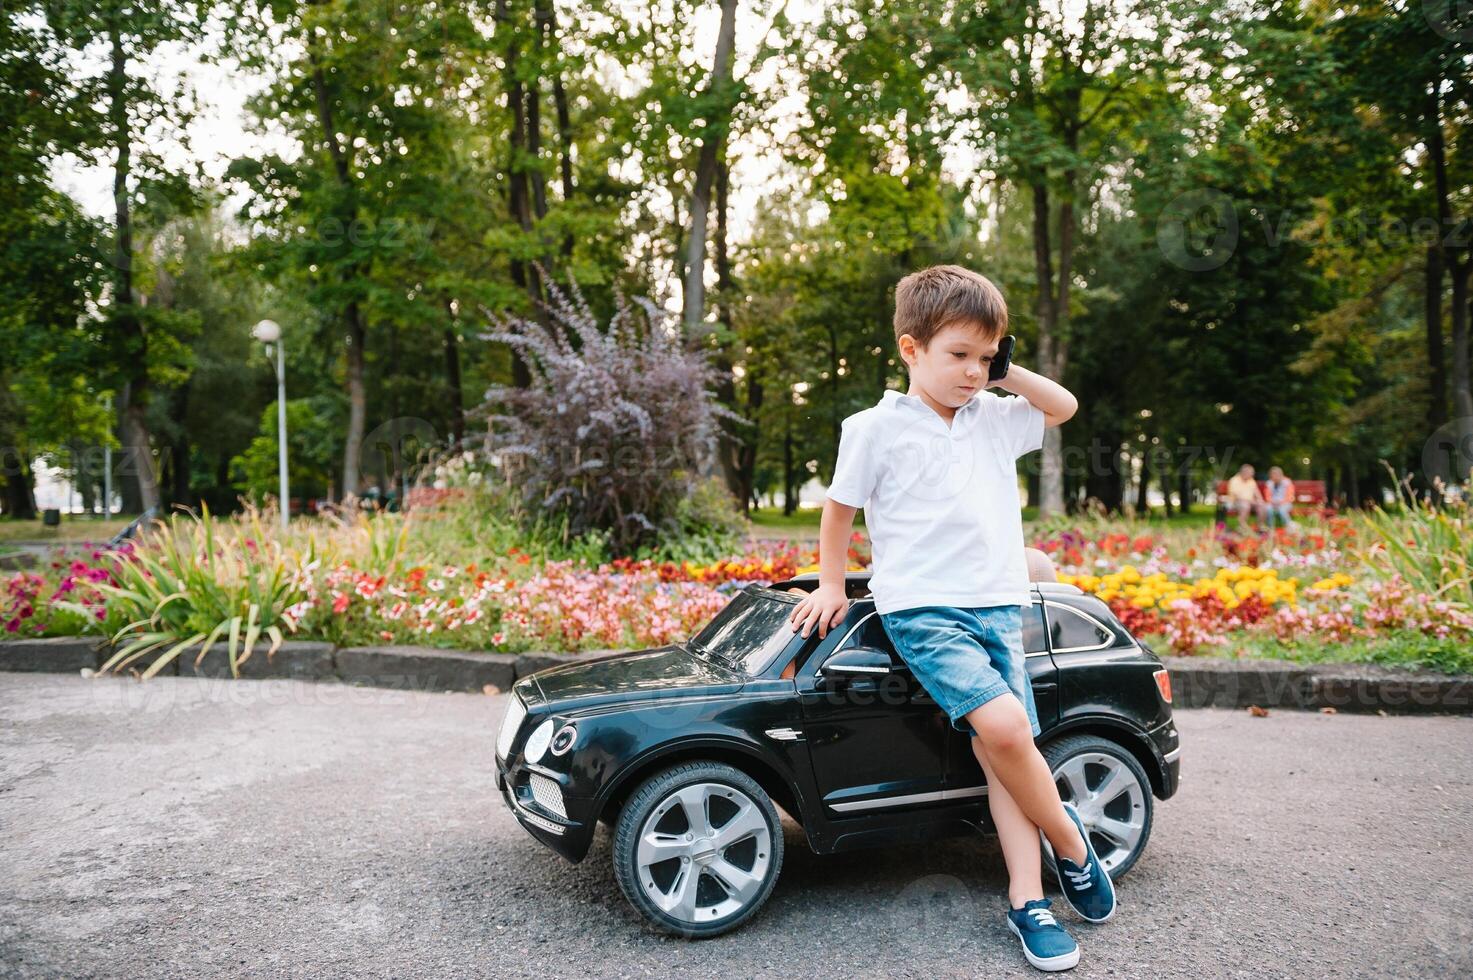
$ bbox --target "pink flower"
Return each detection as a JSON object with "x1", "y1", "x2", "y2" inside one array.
[{"x1": 332, "y1": 592, "x2": 350, "y2": 614}]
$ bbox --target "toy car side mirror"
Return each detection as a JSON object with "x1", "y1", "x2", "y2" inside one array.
[{"x1": 818, "y1": 646, "x2": 896, "y2": 682}]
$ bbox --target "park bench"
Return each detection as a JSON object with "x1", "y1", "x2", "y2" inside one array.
[{"x1": 1213, "y1": 479, "x2": 1328, "y2": 524}]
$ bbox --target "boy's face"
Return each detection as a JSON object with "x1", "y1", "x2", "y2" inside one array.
[{"x1": 899, "y1": 321, "x2": 1001, "y2": 409}]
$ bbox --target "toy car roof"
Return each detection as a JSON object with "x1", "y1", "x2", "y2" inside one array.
[{"x1": 768, "y1": 571, "x2": 1083, "y2": 600}]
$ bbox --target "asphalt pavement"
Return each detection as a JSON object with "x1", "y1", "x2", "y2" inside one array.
[{"x1": 1, "y1": 672, "x2": 1468, "y2": 979}]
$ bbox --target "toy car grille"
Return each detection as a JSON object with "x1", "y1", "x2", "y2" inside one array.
[
  {"x1": 518, "y1": 807, "x2": 564, "y2": 835},
  {"x1": 497, "y1": 695, "x2": 526, "y2": 760},
  {"x1": 529, "y1": 773, "x2": 566, "y2": 819}
]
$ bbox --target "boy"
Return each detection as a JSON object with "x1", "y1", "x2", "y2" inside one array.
[{"x1": 788, "y1": 265, "x2": 1113, "y2": 972}]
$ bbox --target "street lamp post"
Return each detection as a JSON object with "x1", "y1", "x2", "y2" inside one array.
[{"x1": 251, "y1": 319, "x2": 290, "y2": 532}]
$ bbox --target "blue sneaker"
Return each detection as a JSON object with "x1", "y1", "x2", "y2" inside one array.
[
  {"x1": 1006, "y1": 898, "x2": 1080, "y2": 972},
  {"x1": 1050, "y1": 801, "x2": 1117, "y2": 922}
]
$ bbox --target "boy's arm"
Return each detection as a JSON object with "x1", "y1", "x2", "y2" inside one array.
[
  {"x1": 818, "y1": 499, "x2": 858, "y2": 590},
  {"x1": 789, "y1": 498, "x2": 858, "y2": 639},
  {"x1": 988, "y1": 363, "x2": 1078, "y2": 427}
]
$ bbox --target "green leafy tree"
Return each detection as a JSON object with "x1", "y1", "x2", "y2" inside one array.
[{"x1": 231, "y1": 398, "x2": 341, "y2": 504}]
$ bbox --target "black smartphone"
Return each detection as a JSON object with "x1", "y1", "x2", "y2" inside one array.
[{"x1": 989, "y1": 334, "x2": 1016, "y2": 382}]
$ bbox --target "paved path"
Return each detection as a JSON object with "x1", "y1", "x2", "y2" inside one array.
[{"x1": 1, "y1": 672, "x2": 1467, "y2": 978}]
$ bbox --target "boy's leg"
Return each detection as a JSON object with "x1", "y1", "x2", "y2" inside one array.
[
  {"x1": 965, "y1": 693, "x2": 1088, "y2": 866},
  {"x1": 972, "y1": 734, "x2": 1046, "y2": 908}
]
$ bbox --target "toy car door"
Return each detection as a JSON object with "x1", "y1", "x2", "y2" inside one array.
[{"x1": 796, "y1": 603, "x2": 948, "y2": 815}]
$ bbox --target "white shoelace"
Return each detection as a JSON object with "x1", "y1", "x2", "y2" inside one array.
[
  {"x1": 1028, "y1": 907, "x2": 1059, "y2": 928},
  {"x1": 1064, "y1": 863, "x2": 1093, "y2": 888}
]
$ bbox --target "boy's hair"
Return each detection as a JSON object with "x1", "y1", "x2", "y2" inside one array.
[{"x1": 893, "y1": 264, "x2": 1008, "y2": 350}]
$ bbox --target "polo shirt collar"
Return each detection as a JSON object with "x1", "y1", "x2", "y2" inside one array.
[{"x1": 880, "y1": 387, "x2": 983, "y2": 421}]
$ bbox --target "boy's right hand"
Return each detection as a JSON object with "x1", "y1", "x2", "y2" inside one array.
[{"x1": 789, "y1": 584, "x2": 850, "y2": 639}]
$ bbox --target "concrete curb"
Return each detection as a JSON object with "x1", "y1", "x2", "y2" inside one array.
[
  {"x1": 336, "y1": 646, "x2": 518, "y2": 693},
  {"x1": 0, "y1": 638, "x2": 552, "y2": 692},
  {"x1": 2, "y1": 638, "x2": 1470, "y2": 712},
  {"x1": 0, "y1": 637, "x2": 107, "y2": 672},
  {"x1": 178, "y1": 641, "x2": 336, "y2": 682},
  {"x1": 1161, "y1": 656, "x2": 1473, "y2": 715}
]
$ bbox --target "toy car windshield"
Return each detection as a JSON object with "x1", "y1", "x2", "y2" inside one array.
[{"x1": 683, "y1": 585, "x2": 803, "y2": 675}]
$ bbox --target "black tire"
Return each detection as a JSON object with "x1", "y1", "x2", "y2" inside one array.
[
  {"x1": 1040, "y1": 734, "x2": 1154, "y2": 880},
  {"x1": 612, "y1": 760, "x2": 785, "y2": 938}
]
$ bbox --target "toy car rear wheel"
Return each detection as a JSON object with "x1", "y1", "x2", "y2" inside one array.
[
  {"x1": 612, "y1": 760, "x2": 784, "y2": 938},
  {"x1": 1040, "y1": 734, "x2": 1154, "y2": 879}
]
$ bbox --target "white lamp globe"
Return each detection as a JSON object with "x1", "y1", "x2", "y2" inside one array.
[{"x1": 251, "y1": 319, "x2": 282, "y2": 343}]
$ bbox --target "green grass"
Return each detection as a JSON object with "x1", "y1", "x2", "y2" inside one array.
[
  {"x1": 748, "y1": 502, "x2": 1216, "y2": 540},
  {"x1": 748, "y1": 506, "x2": 868, "y2": 536},
  {"x1": 0, "y1": 517, "x2": 133, "y2": 543},
  {"x1": 1022, "y1": 505, "x2": 1221, "y2": 529},
  {"x1": 1218, "y1": 632, "x2": 1473, "y2": 676}
]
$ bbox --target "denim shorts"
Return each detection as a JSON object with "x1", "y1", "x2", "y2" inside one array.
[{"x1": 879, "y1": 604, "x2": 1041, "y2": 739}]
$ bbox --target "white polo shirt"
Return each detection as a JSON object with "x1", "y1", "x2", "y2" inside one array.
[{"x1": 825, "y1": 387, "x2": 1046, "y2": 615}]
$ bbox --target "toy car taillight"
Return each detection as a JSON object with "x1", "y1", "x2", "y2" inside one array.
[{"x1": 1153, "y1": 668, "x2": 1172, "y2": 703}]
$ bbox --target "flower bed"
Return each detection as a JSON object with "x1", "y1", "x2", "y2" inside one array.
[
  {"x1": 5, "y1": 505, "x2": 1470, "y2": 678},
  {"x1": 1040, "y1": 517, "x2": 1473, "y2": 672},
  {"x1": 4, "y1": 545, "x2": 128, "y2": 637}
]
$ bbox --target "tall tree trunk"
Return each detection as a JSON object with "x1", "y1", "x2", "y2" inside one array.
[
  {"x1": 108, "y1": 21, "x2": 160, "y2": 513},
  {"x1": 498, "y1": 0, "x2": 538, "y2": 387},
  {"x1": 543, "y1": 0, "x2": 576, "y2": 257},
  {"x1": 1134, "y1": 451, "x2": 1150, "y2": 513},
  {"x1": 1425, "y1": 82, "x2": 1473, "y2": 486},
  {"x1": 306, "y1": 25, "x2": 370, "y2": 497},
  {"x1": 1, "y1": 390, "x2": 37, "y2": 518},
  {"x1": 1031, "y1": 182, "x2": 1066, "y2": 517},
  {"x1": 167, "y1": 384, "x2": 191, "y2": 507},
  {"x1": 710, "y1": 148, "x2": 744, "y2": 491},
  {"x1": 2, "y1": 461, "x2": 37, "y2": 519},
  {"x1": 526, "y1": 7, "x2": 548, "y2": 222},
  {"x1": 783, "y1": 412, "x2": 796, "y2": 517},
  {"x1": 738, "y1": 374, "x2": 763, "y2": 517},
  {"x1": 343, "y1": 304, "x2": 368, "y2": 497},
  {"x1": 445, "y1": 300, "x2": 466, "y2": 446},
  {"x1": 680, "y1": 0, "x2": 739, "y2": 334},
  {"x1": 1426, "y1": 245, "x2": 1448, "y2": 433},
  {"x1": 1451, "y1": 258, "x2": 1473, "y2": 480}
]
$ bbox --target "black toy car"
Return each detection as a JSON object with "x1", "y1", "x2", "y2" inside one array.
[{"x1": 494, "y1": 572, "x2": 1181, "y2": 937}]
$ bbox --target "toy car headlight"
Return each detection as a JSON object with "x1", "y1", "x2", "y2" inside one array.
[
  {"x1": 524, "y1": 719, "x2": 556, "y2": 763},
  {"x1": 549, "y1": 722, "x2": 578, "y2": 756}
]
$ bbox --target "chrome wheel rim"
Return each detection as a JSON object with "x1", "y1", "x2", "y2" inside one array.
[
  {"x1": 1051, "y1": 751, "x2": 1147, "y2": 875},
  {"x1": 636, "y1": 781, "x2": 773, "y2": 925}
]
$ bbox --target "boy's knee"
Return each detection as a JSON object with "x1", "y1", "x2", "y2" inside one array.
[
  {"x1": 982, "y1": 724, "x2": 1032, "y2": 756},
  {"x1": 970, "y1": 703, "x2": 1032, "y2": 755}
]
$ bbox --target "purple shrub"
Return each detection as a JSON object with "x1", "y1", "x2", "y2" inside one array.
[{"x1": 477, "y1": 279, "x2": 748, "y2": 556}]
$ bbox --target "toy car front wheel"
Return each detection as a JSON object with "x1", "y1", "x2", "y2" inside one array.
[
  {"x1": 1040, "y1": 734, "x2": 1154, "y2": 879},
  {"x1": 612, "y1": 761, "x2": 784, "y2": 937}
]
